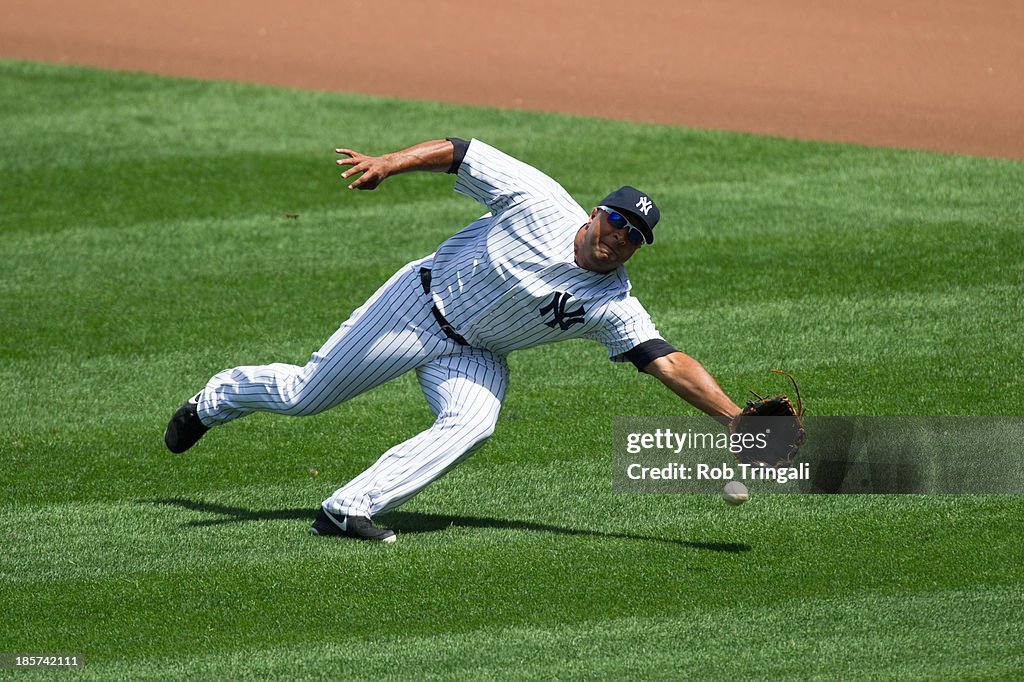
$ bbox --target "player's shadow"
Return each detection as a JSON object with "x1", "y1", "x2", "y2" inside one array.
[
  {"x1": 381, "y1": 511, "x2": 749, "y2": 553},
  {"x1": 143, "y1": 498, "x2": 750, "y2": 554}
]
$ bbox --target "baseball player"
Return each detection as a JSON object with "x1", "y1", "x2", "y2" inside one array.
[{"x1": 164, "y1": 137, "x2": 742, "y2": 542}]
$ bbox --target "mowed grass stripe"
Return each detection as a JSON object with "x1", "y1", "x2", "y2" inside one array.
[
  {"x1": 2, "y1": 474, "x2": 1019, "y2": 593},
  {"x1": 65, "y1": 586, "x2": 1024, "y2": 681},
  {"x1": 2, "y1": 279, "x2": 1016, "y2": 445}
]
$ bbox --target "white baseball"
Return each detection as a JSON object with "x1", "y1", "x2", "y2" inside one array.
[{"x1": 722, "y1": 481, "x2": 749, "y2": 506}]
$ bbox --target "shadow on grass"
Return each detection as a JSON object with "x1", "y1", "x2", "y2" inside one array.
[{"x1": 143, "y1": 497, "x2": 750, "y2": 553}]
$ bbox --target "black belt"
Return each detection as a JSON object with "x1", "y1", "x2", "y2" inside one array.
[{"x1": 419, "y1": 268, "x2": 469, "y2": 346}]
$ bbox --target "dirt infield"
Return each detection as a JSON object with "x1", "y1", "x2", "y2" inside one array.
[{"x1": 3, "y1": 0, "x2": 1022, "y2": 159}]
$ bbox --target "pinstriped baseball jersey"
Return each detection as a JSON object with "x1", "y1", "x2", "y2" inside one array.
[{"x1": 426, "y1": 139, "x2": 661, "y2": 360}]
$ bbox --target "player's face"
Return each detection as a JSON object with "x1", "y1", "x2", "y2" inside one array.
[{"x1": 575, "y1": 208, "x2": 642, "y2": 273}]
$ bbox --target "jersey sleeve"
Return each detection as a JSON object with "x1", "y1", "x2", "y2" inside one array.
[
  {"x1": 591, "y1": 294, "x2": 664, "y2": 362},
  {"x1": 453, "y1": 139, "x2": 568, "y2": 214}
]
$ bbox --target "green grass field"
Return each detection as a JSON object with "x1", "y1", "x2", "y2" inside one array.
[{"x1": 2, "y1": 59, "x2": 1023, "y2": 679}]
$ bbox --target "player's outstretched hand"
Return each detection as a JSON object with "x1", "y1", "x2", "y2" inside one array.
[{"x1": 336, "y1": 148, "x2": 393, "y2": 190}]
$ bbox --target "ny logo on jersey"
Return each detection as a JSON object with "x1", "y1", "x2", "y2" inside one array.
[
  {"x1": 539, "y1": 292, "x2": 586, "y2": 330},
  {"x1": 635, "y1": 196, "x2": 653, "y2": 216}
]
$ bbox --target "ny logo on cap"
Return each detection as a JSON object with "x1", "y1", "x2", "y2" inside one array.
[{"x1": 635, "y1": 196, "x2": 653, "y2": 216}]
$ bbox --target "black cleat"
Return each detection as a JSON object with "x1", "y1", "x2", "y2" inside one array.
[
  {"x1": 164, "y1": 397, "x2": 209, "y2": 453},
  {"x1": 310, "y1": 507, "x2": 396, "y2": 543}
]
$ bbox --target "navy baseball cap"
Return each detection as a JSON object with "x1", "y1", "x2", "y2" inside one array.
[{"x1": 598, "y1": 186, "x2": 660, "y2": 244}]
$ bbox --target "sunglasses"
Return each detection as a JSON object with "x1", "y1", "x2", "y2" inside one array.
[{"x1": 598, "y1": 206, "x2": 648, "y2": 246}]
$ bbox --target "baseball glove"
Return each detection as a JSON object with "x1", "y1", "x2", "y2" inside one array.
[{"x1": 731, "y1": 369, "x2": 805, "y2": 468}]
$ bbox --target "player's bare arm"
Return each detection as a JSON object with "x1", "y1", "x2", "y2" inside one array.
[
  {"x1": 643, "y1": 352, "x2": 742, "y2": 420},
  {"x1": 336, "y1": 139, "x2": 455, "y2": 190}
]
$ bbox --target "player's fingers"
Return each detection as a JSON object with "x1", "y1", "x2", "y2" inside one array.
[
  {"x1": 343, "y1": 166, "x2": 367, "y2": 188},
  {"x1": 337, "y1": 154, "x2": 380, "y2": 173},
  {"x1": 348, "y1": 169, "x2": 382, "y2": 190},
  {"x1": 340, "y1": 159, "x2": 373, "y2": 179},
  {"x1": 336, "y1": 151, "x2": 367, "y2": 168}
]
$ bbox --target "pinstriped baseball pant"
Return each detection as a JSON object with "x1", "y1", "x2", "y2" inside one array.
[{"x1": 195, "y1": 258, "x2": 509, "y2": 518}]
